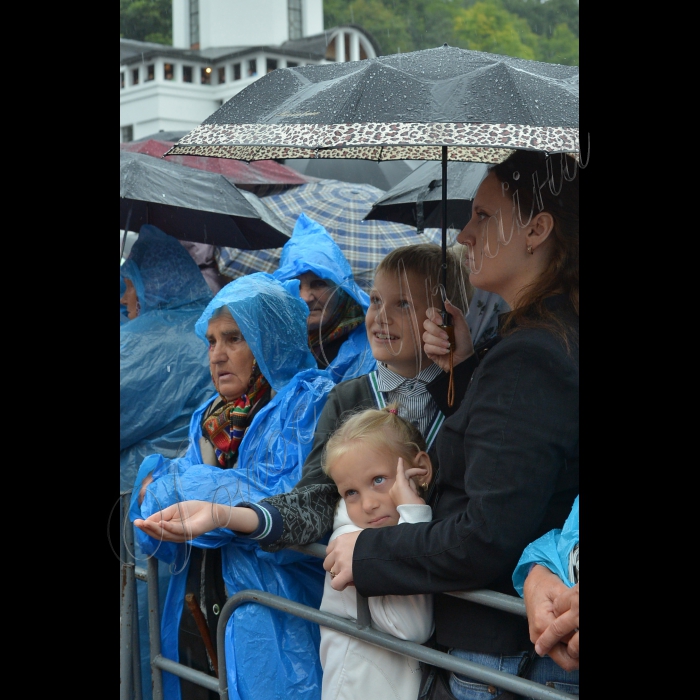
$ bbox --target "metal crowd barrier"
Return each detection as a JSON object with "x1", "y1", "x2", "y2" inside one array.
[
  {"x1": 120, "y1": 503, "x2": 577, "y2": 700},
  {"x1": 120, "y1": 490, "x2": 142, "y2": 700}
]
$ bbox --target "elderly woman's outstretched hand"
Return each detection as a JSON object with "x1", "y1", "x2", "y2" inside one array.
[
  {"x1": 324, "y1": 531, "x2": 361, "y2": 590},
  {"x1": 134, "y1": 501, "x2": 258, "y2": 543},
  {"x1": 423, "y1": 299, "x2": 474, "y2": 374}
]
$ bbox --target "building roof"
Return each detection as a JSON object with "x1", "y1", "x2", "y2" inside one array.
[
  {"x1": 120, "y1": 25, "x2": 383, "y2": 67},
  {"x1": 282, "y1": 24, "x2": 383, "y2": 58}
]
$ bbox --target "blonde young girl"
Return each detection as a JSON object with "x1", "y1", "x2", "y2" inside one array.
[{"x1": 318, "y1": 403, "x2": 435, "y2": 700}]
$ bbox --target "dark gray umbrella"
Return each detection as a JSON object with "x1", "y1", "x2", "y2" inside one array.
[
  {"x1": 167, "y1": 46, "x2": 578, "y2": 163},
  {"x1": 364, "y1": 161, "x2": 489, "y2": 232},
  {"x1": 167, "y1": 45, "x2": 579, "y2": 326},
  {"x1": 120, "y1": 150, "x2": 292, "y2": 250}
]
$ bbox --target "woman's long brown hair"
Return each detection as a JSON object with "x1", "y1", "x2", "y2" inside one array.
[{"x1": 491, "y1": 151, "x2": 579, "y2": 344}]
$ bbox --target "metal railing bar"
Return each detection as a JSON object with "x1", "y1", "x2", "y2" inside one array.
[
  {"x1": 289, "y1": 542, "x2": 527, "y2": 616},
  {"x1": 355, "y1": 593, "x2": 372, "y2": 628},
  {"x1": 120, "y1": 495, "x2": 135, "y2": 700},
  {"x1": 147, "y1": 556, "x2": 164, "y2": 700},
  {"x1": 132, "y1": 602, "x2": 143, "y2": 700},
  {"x1": 151, "y1": 655, "x2": 220, "y2": 692},
  {"x1": 217, "y1": 589, "x2": 577, "y2": 700},
  {"x1": 446, "y1": 589, "x2": 527, "y2": 616},
  {"x1": 130, "y1": 536, "x2": 558, "y2": 699}
]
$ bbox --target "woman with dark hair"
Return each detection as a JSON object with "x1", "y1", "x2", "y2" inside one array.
[{"x1": 324, "y1": 150, "x2": 580, "y2": 699}]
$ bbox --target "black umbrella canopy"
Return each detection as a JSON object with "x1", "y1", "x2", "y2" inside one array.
[
  {"x1": 364, "y1": 160, "x2": 489, "y2": 231},
  {"x1": 165, "y1": 45, "x2": 579, "y2": 335},
  {"x1": 119, "y1": 150, "x2": 292, "y2": 249},
  {"x1": 167, "y1": 45, "x2": 579, "y2": 163}
]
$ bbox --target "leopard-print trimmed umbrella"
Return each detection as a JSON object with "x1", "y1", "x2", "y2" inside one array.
[{"x1": 166, "y1": 45, "x2": 580, "y2": 312}]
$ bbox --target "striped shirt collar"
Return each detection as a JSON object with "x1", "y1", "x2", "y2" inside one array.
[{"x1": 375, "y1": 361, "x2": 442, "y2": 393}]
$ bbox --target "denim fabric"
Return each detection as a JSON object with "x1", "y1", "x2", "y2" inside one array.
[{"x1": 447, "y1": 648, "x2": 579, "y2": 699}]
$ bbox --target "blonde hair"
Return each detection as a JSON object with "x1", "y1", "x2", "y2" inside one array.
[
  {"x1": 375, "y1": 243, "x2": 472, "y2": 314},
  {"x1": 322, "y1": 403, "x2": 426, "y2": 477}
]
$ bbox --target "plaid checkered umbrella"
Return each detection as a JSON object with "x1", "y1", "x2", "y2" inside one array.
[{"x1": 215, "y1": 179, "x2": 450, "y2": 291}]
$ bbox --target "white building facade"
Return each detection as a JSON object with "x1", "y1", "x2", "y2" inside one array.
[{"x1": 120, "y1": 0, "x2": 381, "y2": 142}]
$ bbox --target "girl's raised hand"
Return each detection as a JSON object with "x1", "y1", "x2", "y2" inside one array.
[
  {"x1": 423, "y1": 299, "x2": 474, "y2": 373},
  {"x1": 390, "y1": 457, "x2": 427, "y2": 507}
]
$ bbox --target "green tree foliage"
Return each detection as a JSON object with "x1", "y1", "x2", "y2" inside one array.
[
  {"x1": 325, "y1": 0, "x2": 578, "y2": 65},
  {"x1": 453, "y1": 1, "x2": 538, "y2": 59},
  {"x1": 120, "y1": 0, "x2": 172, "y2": 45},
  {"x1": 537, "y1": 22, "x2": 578, "y2": 64},
  {"x1": 324, "y1": 0, "x2": 413, "y2": 54},
  {"x1": 118, "y1": 1, "x2": 577, "y2": 65},
  {"x1": 501, "y1": 0, "x2": 578, "y2": 38},
  {"x1": 325, "y1": 0, "x2": 462, "y2": 52},
  {"x1": 384, "y1": 0, "x2": 461, "y2": 51}
]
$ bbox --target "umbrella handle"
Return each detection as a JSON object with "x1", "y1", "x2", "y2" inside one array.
[
  {"x1": 438, "y1": 320, "x2": 455, "y2": 408},
  {"x1": 185, "y1": 592, "x2": 219, "y2": 678}
]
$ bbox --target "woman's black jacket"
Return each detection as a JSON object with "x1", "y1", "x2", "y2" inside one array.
[{"x1": 352, "y1": 295, "x2": 579, "y2": 654}]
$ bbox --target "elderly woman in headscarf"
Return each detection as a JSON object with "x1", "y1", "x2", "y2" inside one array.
[
  {"x1": 120, "y1": 224, "x2": 214, "y2": 493},
  {"x1": 130, "y1": 272, "x2": 335, "y2": 700},
  {"x1": 273, "y1": 213, "x2": 376, "y2": 383}
]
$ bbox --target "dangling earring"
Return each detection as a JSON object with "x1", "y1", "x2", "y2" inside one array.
[
  {"x1": 527, "y1": 244, "x2": 534, "y2": 255},
  {"x1": 249, "y1": 357, "x2": 257, "y2": 385}
]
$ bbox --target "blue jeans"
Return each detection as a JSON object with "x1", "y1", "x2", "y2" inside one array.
[{"x1": 447, "y1": 648, "x2": 579, "y2": 699}]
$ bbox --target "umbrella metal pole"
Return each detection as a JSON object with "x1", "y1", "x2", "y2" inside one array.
[
  {"x1": 441, "y1": 146, "x2": 449, "y2": 322},
  {"x1": 440, "y1": 145, "x2": 455, "y2": 406}
]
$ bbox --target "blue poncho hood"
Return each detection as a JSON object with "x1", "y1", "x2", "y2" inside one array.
[
  {"x1": 272, "y1": 213, "x2": 369, "y2": 311},
  {"x1": 120, "y1": 224, "x2": 212, "y2": 314},
  {"x1": 194, "y1": 272, "x2": 317, "y2": 392}
]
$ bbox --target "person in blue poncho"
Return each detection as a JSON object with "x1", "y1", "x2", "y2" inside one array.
[
  {"x1": 273, "y1": 213, "x2": 376, "y2": 383},
  {"x1": 130, "y1": 273, "x2": 335, "y2": 700},
  {"x1": 121, "y1": 224, "x2": 215, "y2": 700},
  {"x1": 513, "y1": 496, "x2": 579, "y2": 672},
  {"x1": 120, "y1": 225, "x2": 214, "y2": 492}
]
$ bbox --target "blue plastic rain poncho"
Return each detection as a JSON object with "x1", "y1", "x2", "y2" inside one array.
[
  {"x1": 512, "y1": 495, "x2": 580, "y2": 596},
  {"x1": 273, "y1": 213, "x2": 376, "y2": 383},
  {"x1": 120, "y1": 275, "x2": 129, "y2": 324},
  {"x1": 120, "y1": 225, "x2": 214, "y2": 492},
  {"x1": 130, "y1": 273, "x2": 335, "y2": 700},
  {"x1": 121, "y1": 225, "x2": 215, "y2": 700}
]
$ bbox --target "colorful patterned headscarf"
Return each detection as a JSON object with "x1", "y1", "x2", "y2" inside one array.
[{"x1": 201, "y1": 361, "x2": 270, "y2": 467}]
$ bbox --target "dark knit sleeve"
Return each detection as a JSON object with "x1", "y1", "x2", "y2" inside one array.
[{"x1": 257, "y1": 483, "x2": 340, "y2": 552}]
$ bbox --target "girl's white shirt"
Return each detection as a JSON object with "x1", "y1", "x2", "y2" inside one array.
[{"x1": 319, "y1": 498, "x2": 434, "y2": 700}]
